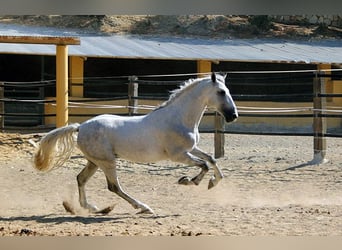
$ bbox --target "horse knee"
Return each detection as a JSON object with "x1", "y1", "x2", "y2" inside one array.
[
  {"x1": 200, "y1": 162, "x2": 209, "y2": 172},
  {"x1": 209, "y1": 156, "x2": 216, "y2": 164}
]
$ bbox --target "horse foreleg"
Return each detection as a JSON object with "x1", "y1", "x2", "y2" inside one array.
[
  {"x1": 174, "y1": 152, "x2": 209, "y2": 186},
  {"x1": 77, "y1": 161, "x2": 100, "y2": 212},
  {"x1": 101, "y1": 162, "x2": 154, "y2": 215},
  {"x1": 208, "y1": 162, "x2": 224, "y2": 189},
  {"x1": 190, "y1": 147, "x2": 224, "y2": 189}
]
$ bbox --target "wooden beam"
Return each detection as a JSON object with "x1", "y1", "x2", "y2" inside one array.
[
  {"x1": 128, "y1": 76, "x2": 139, "y2": 116},
  {"x1": 332, "y1": 80, "x2": 342, "y2": 106},
  {"x1": 197, "y1": 60, "x2": 212, "y2": 78},
  {"x1": 70, "y1": 56, "x2": 84, "y2": 97},
  {"x1": 319, "y1": 64, "x2": 332, "y2": 102},
  {"x1": 0, "y1": 82, "x2": 4, "y2": 131},
  {"x1": 0, "y1": 35, "x2": 80, "y2": 45},
  {"x1": 56, "y1": 45, "x2": 69, "y2": 127},
  {"x1": 312, "y1": 69, "x2": 327, "y2": 164}
]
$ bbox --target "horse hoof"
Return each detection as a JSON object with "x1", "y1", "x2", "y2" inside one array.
[
  {"x1": 178, "y1": 176, "x2": 193, "y2": 185},
  {"x1": 137, "y1": 208, "x2": 154, "y2": 215},
  {"x1": 208, "y1": 180, "x2": 215, "y2": 189},
  {"x1": 208, "y1": 177, "x2": 217, "y2": 189},
  {"x1": 95, "y1": 204, "x2": 116, "y2": 215},
  {"x1": 62, "y1": 201, "x2": 76, "y2": 214}
]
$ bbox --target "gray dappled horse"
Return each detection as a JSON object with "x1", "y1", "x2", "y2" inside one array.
[{"x1": 33, "y1": 73, "x2": 238, "y2": 214}]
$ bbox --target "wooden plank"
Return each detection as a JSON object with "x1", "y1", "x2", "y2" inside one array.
[
  {"x1": 197, "y1": 60, "x2": 211, "y2": 77},
  {"x1": 0, "y1": 82, "x2": 4, "y2": 131},
  {"x1": 214, "y1": 112, "x2": 225, "y2": 158},
  {"x1": 312, "y1": 70, "x2": 327, "y2": 164},
  {"x1": 70, "y1": 56, "x2": 84, "y2": 97},
  {"x1": 128, "y1": 76, "x2": 138, "y2": 115},
  {"x1": 56, "y1": 45, "x2": 69, "y2": 127},
  {"x1": 0, "y1": 35, "x2": 80, "y2": 45}
]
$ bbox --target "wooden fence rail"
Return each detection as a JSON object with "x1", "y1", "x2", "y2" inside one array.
[{"x1": 1, "y1": 72, "x2": 341, "y2": 164}]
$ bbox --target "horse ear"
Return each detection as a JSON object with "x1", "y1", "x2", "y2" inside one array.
[{"x1": 211, "y1": 72, "x2": 217, "y2": 83}]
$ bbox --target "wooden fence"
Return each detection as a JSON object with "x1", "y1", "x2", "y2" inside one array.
[{"x1": 0, "y1": 71, "x2": 341, "y2": 164}]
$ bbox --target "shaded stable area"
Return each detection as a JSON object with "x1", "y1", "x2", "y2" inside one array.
[
  {"x1": 0, "y1": 35, "x2": 80, "y2": 128},
  {"x1": 0, "y1": 25, "x2": 342, "y2": 162},
  {"x1": 1, "y1": 55, "x2": 341, "y2": 132},
  {"x1": 0, "y1": 55, "x2": 54, "y2": 126}
]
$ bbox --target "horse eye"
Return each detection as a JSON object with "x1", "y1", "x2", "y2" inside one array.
[{"x1": 217, "y1": 90, "x2": 226, "y2": 96}]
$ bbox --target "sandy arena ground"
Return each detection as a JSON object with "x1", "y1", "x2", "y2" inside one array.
[{"x1": 0, "y1": 131, "x2": 342, "y2": 236}]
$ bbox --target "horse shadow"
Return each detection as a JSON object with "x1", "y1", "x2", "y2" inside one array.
[
  {"x1": 270, "y1": 159, "x2": 322, "y2": 173},
  {"x1": 0, "y1": 213, "x2": 180, "y2": 225},
  {"x1": 0, "y1": 214, "x2": 127, "y2": 225}
]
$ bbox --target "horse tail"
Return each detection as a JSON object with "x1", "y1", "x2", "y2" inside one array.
[{"x1": 33, "y1": 123, "x2": 80, "y2": 172}]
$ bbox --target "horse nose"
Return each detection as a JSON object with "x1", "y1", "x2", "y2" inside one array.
[
  {"x1": 220, "y1": 106, "x2": 238, "y2": 123},
  {"x1": 224, "y1": 111, "x2": 238, "y2": 123}
]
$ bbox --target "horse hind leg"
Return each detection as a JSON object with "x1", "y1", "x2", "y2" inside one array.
[
  {"x1": 208, "y1": 162, "x2": 224, "y2": 189},
  {"x1": 76, "y1": 160, "x2": 100, "y2": 213},
  {"x1": 100, "y1": 160, "x2": 154, "y2": 215}
]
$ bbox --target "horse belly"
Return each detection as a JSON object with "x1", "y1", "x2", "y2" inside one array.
[
  {"x1": 114, "y1": 135, "x2": 168, "y2": 163},
  {"x1": 77, "y1": 114, "x2": 172, "y2": 163},
  {"x1": 118, "y1": 147, "x2": 167, "y2": 163}
]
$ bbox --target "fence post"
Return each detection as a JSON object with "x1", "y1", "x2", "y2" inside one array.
[
  {"x1": 312, "y1": 70, "x2": 328, "y2": 164},
  {"x1": 128, "y1": 76, "x2": 138, "y2": 115},
  {"x1": 55, "y1": 45, "x2": 69, "y2": 127},
  {"x1": 214, "y1": 112, "x2": 225, "y2": 158},
  {"x1": 0, "y1": 82, "x2": 4, "y2": 131}
]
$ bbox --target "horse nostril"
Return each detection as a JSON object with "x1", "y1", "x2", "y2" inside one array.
[{"x1": 232, "y1": 113, "x2": 238, "y2": 119}]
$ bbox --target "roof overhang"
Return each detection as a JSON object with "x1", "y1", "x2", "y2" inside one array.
[{"x1": 0, "y1": 23, "x2": 341, "y2": 64}]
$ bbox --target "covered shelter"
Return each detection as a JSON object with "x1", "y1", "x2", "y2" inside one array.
[
  {"x1": 0, "y1": 33, "x2": 80, "y2": 127},
  {"x1": 0, "y1": 23, "x2": 341, "y2": 129}
]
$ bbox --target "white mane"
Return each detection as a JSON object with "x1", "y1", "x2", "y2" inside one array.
[{"x1": 156, "y1": 76, "x2": 209, "y2": 110}]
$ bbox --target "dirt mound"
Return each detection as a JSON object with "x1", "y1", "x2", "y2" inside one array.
[{"x1": 0, "y1": 15, "x2": 341, "y2": 39}]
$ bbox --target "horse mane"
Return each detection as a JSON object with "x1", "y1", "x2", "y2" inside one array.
[{"x1": 154, "y1": 76, "x2": 208, "y2": 111}]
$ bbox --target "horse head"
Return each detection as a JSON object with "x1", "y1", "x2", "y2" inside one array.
[{"x1": 207, "y1": 72, "x2": 238, "y2": 123}]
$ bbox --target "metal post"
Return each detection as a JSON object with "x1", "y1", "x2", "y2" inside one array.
[
  {"x1": 312, "y1": 70, "x2": 328, "y2": 164},
  {"x1": 128, "y1": 76, "x2": 138, "y2": 116}
]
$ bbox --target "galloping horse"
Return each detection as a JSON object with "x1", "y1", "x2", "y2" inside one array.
[{"x1": 33, "y1": 72, "x2": 238, "y2": 214}]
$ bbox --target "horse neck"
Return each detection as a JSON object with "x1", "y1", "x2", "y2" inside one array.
[{"x1": 161, "y1": 82, "x2": 208, "y2": 128}]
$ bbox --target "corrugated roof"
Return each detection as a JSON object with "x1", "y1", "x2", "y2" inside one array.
[{"x1": 0, "y1": 23, "x2": 342, "y2": 64}]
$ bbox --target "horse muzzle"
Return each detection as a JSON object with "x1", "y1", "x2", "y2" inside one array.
[{"x1": 220, "y1": 107, "x2": 238, "y2": 123}]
